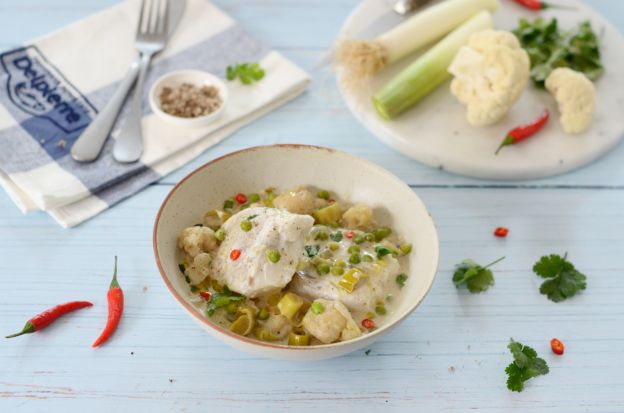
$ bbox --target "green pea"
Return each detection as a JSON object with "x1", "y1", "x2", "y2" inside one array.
[
  {"x1": 316, "y1": 263, "x2": 330, "y2": 275},
  {"x1": 328, "y1": 242, "x2": 340, "y2": 251},
  {"x1": 266, "y1": 249, "x2": 281, "y2": 263},
  {"x1": 375, "y1": 305, "x2": 387, "y2": 315},
  {"x1": 258, "y1": 308, "x2": 270, "y2": 320},
  {"x1": 365, "y1": 233, "x2": 375, "y2": 242},
  {"x1": 396, "y1": 273, "x2": 408, "y2": 288},
  {"x1": 315, "y1": 231, "x2": 329, "y2": 241},
  {"x1": 311, "y1": 302, "x2": 325, "y2": 314},
  {"x1": 400, "y1": 244, "x2": 412, "y2": 255},
  {"x1": 373, "y1": 227, "x2": 392, "y2": 241},
  {"x1": 215, "y1": 228, "x2": 227, "y2": 241},
  {"x1": 248, "y1": 193, "x2": 261, "y2": 203},
  {"x1": 317, "y1": 190, "x2": 330, "y2": 200},
  {"x1": 349, "y1": 253, "x2": 361, "y2": 264},
  {"x1": 240, "y1": 220, "x2": 252, "y2": 232},
  {"x1": 331, "y1": 265, "x2": 345, "y2": 276},
  {"x1": 362, "y1": 254, "x2": 374, "y2": 263},
  {"x1": 335, "y1": 260, "x2": 346, "y2": 267},
  {"x1": 353, "y1": 233, "x2": 366, "y2": 244},
  {"x1": 226, "y1": 302, "x2": 239, "y2": 314},
  {"x1": 347, "y1": 245, "x2": 360, "y2": 254}
]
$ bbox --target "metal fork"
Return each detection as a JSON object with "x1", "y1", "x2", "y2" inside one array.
[{"x1": 113, "y1": 0, "x2": 168, "y2": 163}]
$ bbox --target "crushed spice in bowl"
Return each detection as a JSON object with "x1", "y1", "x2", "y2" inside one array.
[{"x1": 159, "y1": 83, "x2": 223, "y2": 118}]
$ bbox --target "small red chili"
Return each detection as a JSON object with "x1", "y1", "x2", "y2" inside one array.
[
  {"x1": 511, "y1": 0, "x2": 574, "y2": 10},
  {"x1": 5, "y1": 301, "x2": 93, "y2": 339},
  {"x1": 235, "y1": 193, "x2": 247, "y2": 204},
  {"x1": 230, "y1": 249, "x2": 241, "y2": 261},
  {"x1": 551, "y1": 338, "x2": 565, "y2": 355},
  {"x1": 496, "y1": 109, "x2": 549, "y2": 154},
  {"x1": 199, "y1": 291, "x2": 212, "y2": 301},
  {"x1": 494, "y1": 227, "x2": 509, "y2": 238},
  {"x1": 92, "y1": 257, "x2": 124, "y2": 348},
  {"x1": 362, "y1": 319, "x2": 375, "y2": 329},
  {"x1": 345, "y1": 231, "x2": 355, "y2": 239}
]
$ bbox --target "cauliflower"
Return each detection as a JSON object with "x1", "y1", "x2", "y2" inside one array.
[
  {"x1": 187, "y1": 252, "x2": 212, "y2": 284},
  {"x1": 302, "y1": 299, "x2": 362, "y2": 344},
  {"x1": 448, "y1": 30, "x2": 530, "y2": 126},
  {"x1": 545, "y1": 68, "x2": 596, "y2": 134},
  {"x1": 178, "y1": 226, "x2": 218, "y2": 258},
  {"x1": 273, "y1": 188, "x2": 317, "y2": 214},
  {"x1": 341, "y1": 204, "x2": 373, "y2": 230}
]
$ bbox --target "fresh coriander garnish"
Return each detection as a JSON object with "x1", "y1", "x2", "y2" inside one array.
[
  {"x1": 330, "y1": 231, "x2": 343, "y2": 242},
  {"x1": 505, "y1": 339, "x2": 549, "y2": 392},
  {"x1": 226, "y1": 63, "x2": 265, "y2": 85},
  {"x1": 533, "y1": 253, "x2": 587, "y2": 302},
  {"x1": 395, "y1": 273, "x2": 408, "y2": 288},
  {"x1": 452, "y1": 257, "x2": 504, "y2": 293},
  {"x1": 206, "y1": 287, "x2": 245, "y2": 316},
  {"x1": 375, "y1": 245, "x2": 391, "y2": 259},
  {"x1": 304, "y1": 245, "x2": 320, "y2": 258}
]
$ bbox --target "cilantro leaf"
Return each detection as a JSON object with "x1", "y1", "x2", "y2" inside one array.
[
  {"x1": 505, "y1": 339, "x2": 549, "y2": 392},
  {"x1": 453, "y1": 257, "x2": 504, "y2": 293},
  {"x1": 205, "y1": 288, "x2": 244, "y2": 316},
  {"x1": 533, "y1": 253, "x2": 587, "y2": 302},
  {"x1": 226, "y1": 62, "x2": 265, "y2": 85},
  {"x1": 304, "y1": 245, "x2": 320, "y2": 258}
]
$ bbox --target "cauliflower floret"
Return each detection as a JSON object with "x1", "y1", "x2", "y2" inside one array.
[
  {"x1": 273, "y1": 189, "x2": 316, "y2": 214},
  {"x1": 262, "y1": 314, "x2": 292, "y2": 340},
  {"x1": 178, "y1": 226, "x2": 218, "y2": 258},
  {"x1": 545, "y1": 68, "x2": 596, "y2": 134},
  {"x1": 187, "y1": 252, "x2": 212, "y2": 284},
  {"x1": 448, "y1": 30, "x2": 530, "y2": 126},
  {"x1": 341, "y1": 204, "x2": 373, "y2": 230},
  {"x1": 302, "y1": 299, "x2": 362, "y2": 344}
]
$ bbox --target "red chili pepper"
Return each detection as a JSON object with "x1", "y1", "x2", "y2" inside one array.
[
  {"x1": 92, "y1": 257, "x2": 124, "y2": 348},
  {"x1": 235, "y1": 193, "x2": 247, "y2": 204},
  {"x1": 495, "y1": 109, "x2": 550, "y2": 154},
  {"x1": 511, "y1": 0, "x2": 575, "y2": 10},
  {"x1": 199, "y1": 291, "x2": 212, "y2": 301},
  {"x1": 494, "y1": 227, "x2": 509, "y2": 238},
  {"x1": 551, "y1": 338, "x2": 565, "y2": 355},
  {"x1": 5, "y1": 301, "x2": 93, "y2": 339},
  {"x1": 230, "y1": 249, "x2": 241, "y2": 261},
  {"x1": 362, "y1": 319, "x2": 375, "y2": 329},
  {"x1": 345, "y1": 231, "x2": 355, "y2": 239}
]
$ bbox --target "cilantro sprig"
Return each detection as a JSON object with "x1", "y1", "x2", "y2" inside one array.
[
  {"x1": 505, "y1": 339, "x2": 549, "y2": 392},
  {"x1": 453, "y1": 257, "x2": 504, "y2": 293},
  {"x1": 206, "y1": 287, "x2": 244, "y2": 316},
  {"x1": 226, "y1": 62, "x2": 265, "y2": 85},
  {"x1": 533, "y1": 253, "x2": 587, "y2": 302}
]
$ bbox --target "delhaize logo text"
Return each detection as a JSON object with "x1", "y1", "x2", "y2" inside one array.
[{"x1": 0, "y1": 46, "x2": 96, "y2": 133}]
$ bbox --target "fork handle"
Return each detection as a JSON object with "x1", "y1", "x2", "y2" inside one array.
[
  {"x1": 113, "y1": 52, "x2": 152, "y2": 163},
  {"x1": 70, "y1": 59, "x2": 140, "y2": 162}
]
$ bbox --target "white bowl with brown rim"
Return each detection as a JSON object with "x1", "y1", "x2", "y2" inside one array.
[
  {"x1": 153, "y1": 145, "x2": 439, "y2": 360},
  {"x1": 149, "y1": 69, "x2": 228, "y2": 128}
]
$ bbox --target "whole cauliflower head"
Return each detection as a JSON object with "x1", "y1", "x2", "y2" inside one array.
[
  {"x1": 449, "y1": 30, "x2": 530, "y2": 126},
  {"x1": 545, "y1": 68, "x2": 596, "y2": 134}
]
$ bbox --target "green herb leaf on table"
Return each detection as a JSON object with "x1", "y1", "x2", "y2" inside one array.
[
  {"x1": 206, "y1": 287, "x2": 245, "y2": 316},
  {"x1": 513, "y1": 18, "x2": 603, "y2": 87},
  {"x1": 226, "y1": 63, "x2": 265, "y2": 85},
  {"x1": 505, "y1": 339, "x2": 549, "y2": 392},
  {"x1": 533, "y1": 253, "x2": 587, "y2": 302},
  {"x1": 452, "y1": 257, "x2": 504, "y2": 293}
]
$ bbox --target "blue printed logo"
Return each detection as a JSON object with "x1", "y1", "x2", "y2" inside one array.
[{"x1": 0, "y1": 46, "x2": 96, "y2": 134}]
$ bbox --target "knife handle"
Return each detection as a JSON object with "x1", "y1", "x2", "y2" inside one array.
[{"x1": 70, "y1": 59, "x2": 140, "y2": 163}]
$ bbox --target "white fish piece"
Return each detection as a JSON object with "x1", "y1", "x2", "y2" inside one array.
[{"x1": 211, "y1": 207, "x2": 314, "y2": 297}]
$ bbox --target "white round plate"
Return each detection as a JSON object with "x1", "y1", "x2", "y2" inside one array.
[{"x1": 337, "y1": 0, "x2": 624, "y2": 180}]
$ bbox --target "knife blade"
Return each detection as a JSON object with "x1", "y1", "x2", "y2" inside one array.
[
  {"x1": 357, "y1": 0, "x2": 432, "y2": 38},
  {"x1": 71, "y1": 0, "x2": 187, "y2": 163}
]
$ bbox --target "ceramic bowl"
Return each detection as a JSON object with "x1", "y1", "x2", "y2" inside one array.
[
  {"x1": 149, "y1": 69, "x2": 228, "y2": 128},
  {"x1": 153, "y1": 145, "x2": 439, "y2": 360}
]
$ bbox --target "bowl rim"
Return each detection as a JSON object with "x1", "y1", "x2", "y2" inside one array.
[
  {"x1": 153, "y1": 144, "x2": 439, "y2": 351},
  {"x1": 149, "y1": 69, "x2": 229, "y2": 125}
]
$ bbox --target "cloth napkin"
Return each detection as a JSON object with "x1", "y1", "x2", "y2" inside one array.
[{"x1": 0, "y1": 0, "x2": 310, "y2": 227}]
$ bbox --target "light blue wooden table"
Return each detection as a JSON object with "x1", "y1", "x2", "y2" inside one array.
[{"x1": 1, "y1": 1, "x2": 623, "y2": 411}]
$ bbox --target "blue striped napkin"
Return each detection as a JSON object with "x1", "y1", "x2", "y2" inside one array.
[{"x1": 0, "y1": 0, "x2": 310, "y2": 227}]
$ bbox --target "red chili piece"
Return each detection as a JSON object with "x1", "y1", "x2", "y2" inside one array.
[
  {"x1": 494, "y1": 227, "x2": 509, "y2": 238},
  {"x1": 495, "y1": 109, "x2": 549, "y2": 154},
  {"x1": 5, "y1": 301, "x2": 93, "y2": 339},
  {"x1": 362, "y1": 319, "x2": 375, "y2": 329},
  {"x1": 199, "y1": 291, "x2": 212, "y2": 301},
  {"x1": 511, "y1": 0, "x2": 574, "y2": 10},
  {"x1": 92, "y1": 257, "x2": 124, "y2": 348},
  {"x1": 230, "y1": 249, "x2": 241, "y2": 261},
  {"x1": 235, "y1": 193, "x2": 247, "y2": 204},
  {"x1": 551, "y1": 338, "x2": 565, "y2": 355},
  {"x1": 345, "y1": 231, "x2": 355, "y2": 239}
]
